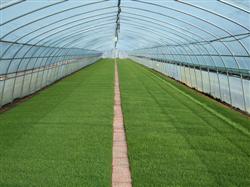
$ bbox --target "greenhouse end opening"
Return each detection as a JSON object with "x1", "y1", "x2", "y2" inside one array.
[{"x1": 0, "y1": 0, "x2": 250, "y2": 186}]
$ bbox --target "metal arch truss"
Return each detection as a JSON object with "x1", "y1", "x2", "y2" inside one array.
[{"x1": 0, "y1": 0, "x2": 250, "y2": 114}]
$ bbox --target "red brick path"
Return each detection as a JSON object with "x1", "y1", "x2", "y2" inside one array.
[{"x1": 112, "y1": 62, "x2": 132, "y2": 187}]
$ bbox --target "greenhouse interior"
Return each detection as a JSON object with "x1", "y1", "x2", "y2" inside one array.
[{"x1": 0, "y1": 0, "x2": 250, "y2": 186}]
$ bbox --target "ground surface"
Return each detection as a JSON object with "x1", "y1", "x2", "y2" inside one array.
[
  {"x1": 118, "y1": 59, "x2": 250, "y2": 187},
  {"x1": 0, "y1": 59, "x2": 249, "y2": 187},
  {"x1": 0, "y1": 59, "x2": 114, "y2": 186}
]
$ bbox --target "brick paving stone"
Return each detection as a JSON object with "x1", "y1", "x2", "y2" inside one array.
[
  {"x1": 112, "y1": 182, "x2": 132, "y2": 187},
  {"x1": 112, "y1": 62, "x2": 132, "y2": 187}
]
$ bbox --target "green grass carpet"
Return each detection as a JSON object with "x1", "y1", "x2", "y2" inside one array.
[
  {"x1": 0, "y1": 59, "x2": 114, "y2": 186},
  {"x1": 118, "y1": 59, "x2": 250, "y2": 187}
]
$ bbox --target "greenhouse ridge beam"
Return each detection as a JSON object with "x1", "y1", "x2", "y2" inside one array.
[{"x1": 114, "y1": 0, "x2": 121, "y2": 48}]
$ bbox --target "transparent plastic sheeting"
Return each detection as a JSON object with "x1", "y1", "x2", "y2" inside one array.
[
  {"x1": 0, "y1": 40, "x2": 102, "y2": 106},
  {"x1": 0, "y1": 0, "x2": 250, "y2": 113},
  {"x1": 130, "y1": 56, "x2": 250, "y2": 114}
]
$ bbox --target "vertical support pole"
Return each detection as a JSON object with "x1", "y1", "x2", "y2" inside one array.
[{"x1": 240, "y1": 73, "x2": 247, "y2": 111}]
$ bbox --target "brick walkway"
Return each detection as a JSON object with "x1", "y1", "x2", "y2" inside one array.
[{"x1": 112, "y1": 62, "x2": 132, "y2": 187}]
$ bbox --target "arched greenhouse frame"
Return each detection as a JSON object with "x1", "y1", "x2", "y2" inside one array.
[{"x1": 0, "y1": 0, "x2": 249, "y2": 186}]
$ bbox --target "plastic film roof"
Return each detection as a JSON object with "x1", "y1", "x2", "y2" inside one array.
[{"x1": 1, "y1": 0, "x2": 250, "y2": 70}]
